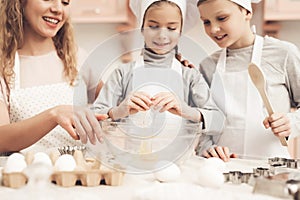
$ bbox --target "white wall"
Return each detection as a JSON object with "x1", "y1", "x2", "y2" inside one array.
[
  {"x1": 73, "y1": 23, "x2": 119, "y2": 54},
  {"x1": 279, "y1": 21, "x2": 300, "y2": 47}
]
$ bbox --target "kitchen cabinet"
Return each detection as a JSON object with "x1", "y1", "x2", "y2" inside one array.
[
  {"x1": 70, "y1": 0, "x2": 129, "y2": 23},
  {"x1": 264, "y1": 0, "x2": 300, "y2": 21},
  {"x1": 71, "y1": 0, "x2": 137, "y2": 63},
  {"x1": 263, "y1": 0, "x2": 300, "y2": 37}
]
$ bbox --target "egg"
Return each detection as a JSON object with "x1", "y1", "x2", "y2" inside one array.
[
  {"x1": 4, "y1": 153, "x2": 27, "y2": 173},
  {"x1": 54, "y1": 154, "x2": 77, "y2": 171},
  {"x1": 154, "y1": 161, "x2": 181, "y2": 182},
  {"x1": 32, "y1": 152, "x2": 53, "y2": 166},
  {"x1": 130, "y1": 111, "x2": 153, "y2": 128},
  {"x1": 196, "y1": 165, "x2": 224, "y2": 188},
  {"x1": 195, "y1": 159, "x2": 225, "y2": 188},
  {"x1": 205, "y1": 157, "x2": 226, "y2": 172}
]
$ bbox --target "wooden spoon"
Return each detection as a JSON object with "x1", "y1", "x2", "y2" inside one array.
[{"x1": 248, "y1": 63, "x2": 288, "y2": 146}]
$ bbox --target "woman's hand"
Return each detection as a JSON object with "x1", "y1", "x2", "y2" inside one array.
[
  {"x1": 263, "y1": 113, "x2": 291, "y2": 137},
  {"x1": 109, "y1": 91, "x2": 152, "y2": 120},
  {"x1": 51, "y1": 105, "x2": 108, "y2": 145},
  {"x1": 73, "y1": 106, "x2": 108, "y2": 145},
  {"x1": 202, "y1": 146, "x2": 237, "y2": 162}
]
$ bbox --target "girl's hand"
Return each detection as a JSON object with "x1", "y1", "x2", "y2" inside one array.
[
  {"x1": 263, "y1": 113, "x2": 291, "y2": 137},
  {"x1": 202, "y1": 146, "x2": 238, "y2": 162},
  {"x1": 109, "y1": 91, "x2": 152, "y2": 120},
  {"x1": 151, "y1": 92, "x2": 182, "y2": 116},
  {"x1": 152, "y1": 92, "x2": 202, "y2": 122}
]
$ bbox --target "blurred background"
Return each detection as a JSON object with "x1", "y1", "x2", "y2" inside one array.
[{"x1": 71, "y1": 0, "x2": 300, "y2": 56}]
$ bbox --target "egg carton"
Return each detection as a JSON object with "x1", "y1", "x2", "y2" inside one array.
[{"x1": 1, "y1": 150, "x2": 124, "y2": 188}]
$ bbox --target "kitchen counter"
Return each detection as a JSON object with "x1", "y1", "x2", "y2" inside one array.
[{"x1": 0, "y1": 156, "x2": 285, "y2": 200}]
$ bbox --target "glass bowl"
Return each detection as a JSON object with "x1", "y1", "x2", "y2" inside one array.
[{"x1": 87, "y1": 117, "x2": 203, "y2": 174}]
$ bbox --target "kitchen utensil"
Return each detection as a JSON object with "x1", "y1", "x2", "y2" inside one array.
[
  {"x1": 248, "y1": 63, "x2": 288, "y2": 146},
  {"x1": 57, "y1": 145, "x2": 86, "y2": 156},
  {"x1": 87, "y1": 118, "x2": 202, "y2": 173}
]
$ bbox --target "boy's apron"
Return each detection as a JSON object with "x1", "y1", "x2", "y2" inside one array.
[{"x1": 210, "y1": 35, "x2": 289, "y2": 158}]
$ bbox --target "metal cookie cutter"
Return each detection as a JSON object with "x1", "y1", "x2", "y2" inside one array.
[
  {"x1": 269, "y1": 157, "x2": 300, "y2": 175},
  {"x1": 223, "y1": 171, "x2": 255, "y2": 185},
  {"x1": 269, "y1": 157, "x2": 300, "y2": 169},
  {"x1": 253, "y1": 167, "x2": 273, "y2": 177},
  {"x1": 286, "y1": 159, "x2": 300, "y2": 169},
  {"x1": 268, "y1": 157, "x2": 287, "y2": 166},
  {"x1": 57, "y1": 145, "x2": 86, "y2": 156}
]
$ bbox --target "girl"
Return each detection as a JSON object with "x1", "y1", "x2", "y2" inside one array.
[
  {"x1": 0, "y1": 0, "x2": 106, "y2": 154},
  {"x1": 91, "y1": 0, "x2": 225, "y2": 156},
  {"x1": 197, "y1": 0, "x2": 300, "y2": 161}
]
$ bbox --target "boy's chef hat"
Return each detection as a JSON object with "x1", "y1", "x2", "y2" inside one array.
[
  {"x1": 230, "y1": 0, "x2": 261, "y2": 13},
  {"x1": 130, "y1": 0, "x2": 199, "y2": 32}
]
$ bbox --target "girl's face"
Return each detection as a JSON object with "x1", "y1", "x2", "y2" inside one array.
[
  {"x1": 142, "y1": 3, "x2": 182, "y2": 55},
  {"x1": 198, "y1": 0, "x2": 252, "y2": 49},
  {"x1": 23, "y1": 0, "x2": 71, "y2": 39}
]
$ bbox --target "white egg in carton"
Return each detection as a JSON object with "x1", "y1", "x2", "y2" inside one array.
[{"x1": 1, "y1": 150, "x2": 124, "y2": 188}]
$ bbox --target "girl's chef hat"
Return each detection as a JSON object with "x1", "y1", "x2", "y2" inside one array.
[
  {"x1": 230, "y1": 0, "x2": 261, "y2": 13},
  {"x1": 130, "y1": 0, "x2": 199, "y2": 32}
]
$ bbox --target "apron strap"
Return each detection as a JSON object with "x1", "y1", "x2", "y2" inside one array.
[
  {"x1": 14, "y1": 52, "x2": 21, "y2": 89},
  {"x1": 251, "y1": 35, "x2": 264, "y2": 67},
  {"x1": 216, "y1": 34, "x2": 264, "y2": 72},
  {"x1": 134, "y1": 55, "x2": 182, "y2": 76},
  {"x1": 216, "y1": 49, "x2": 226, "y2": 73}
]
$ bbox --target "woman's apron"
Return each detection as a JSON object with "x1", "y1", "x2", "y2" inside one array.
[
  {"x1": 9, "y1": 53, "x2": 87, "y2": 153},
  {"x1": 210, "y1": 35, "x2": 290, "y2": 158}
]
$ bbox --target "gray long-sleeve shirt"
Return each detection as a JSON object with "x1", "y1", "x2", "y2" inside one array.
[
  {"x1": 93, "y1": 49, "x2": 225, "y2": 152},
  {"x1": 200, "y1": 36, "x2": 300, "y2": 148}
]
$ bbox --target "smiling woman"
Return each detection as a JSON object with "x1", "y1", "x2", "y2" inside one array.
[
  {"x1": 22, "y1": 0, "x2": 71, "y2": 39},
  {"x1": 0, "y1": 0, "x2": 107, "y2": 154}
]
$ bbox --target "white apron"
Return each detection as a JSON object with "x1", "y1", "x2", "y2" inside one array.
[
  {"x1": 9, "y1": 53, "x2": 87, "y2": 153},
  {"x1": 211, "y1": 35, "x2": 290, "y2": 158},
  {"x1": 99, "y1": 56, "x2": 198, "y2": 171},
  {"x1": 129, "y1": 56, "x2": 184, "y2": 152}
]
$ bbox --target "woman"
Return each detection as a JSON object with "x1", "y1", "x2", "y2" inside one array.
[{"x1": 0, "y1": 0, "x2": 106, "y2": 154}]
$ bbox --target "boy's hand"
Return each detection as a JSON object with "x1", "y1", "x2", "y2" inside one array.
[
  {"x1": 263, "y1": 113, "x2": 291, "y2": 137},
  {"x1": 203, "y1": 146, "x2": 237, "y2": 162}
]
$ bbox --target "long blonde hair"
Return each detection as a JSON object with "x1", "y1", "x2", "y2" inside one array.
[{"x1": 0, "y1": 0, "x2": 78, "y2": 94}]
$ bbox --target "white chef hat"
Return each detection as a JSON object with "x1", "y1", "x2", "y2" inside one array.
[
  {"x1": 129, "y1": 0, "x2": 199, "y2": 32},
  {"x1": 230, "y1": 0, "x2": 261, "y2": 13}
]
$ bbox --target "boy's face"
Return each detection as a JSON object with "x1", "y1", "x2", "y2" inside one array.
[
  {"x1": 142, "y1": 3, "x2": 182, "y2": 55},
  {"x1": 198, "y1": 0, "x2": 252, "y2": 49}
]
